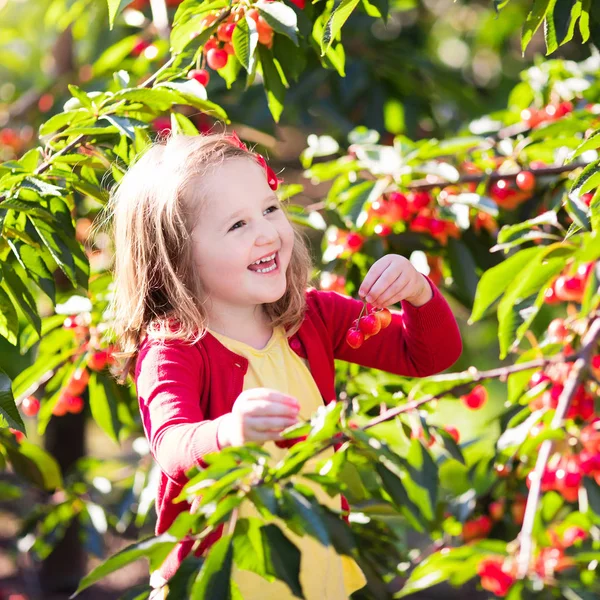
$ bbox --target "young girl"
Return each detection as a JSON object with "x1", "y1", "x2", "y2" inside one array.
[{"x1": 109, "y1": 132, "x2": 462, "y2": 599}]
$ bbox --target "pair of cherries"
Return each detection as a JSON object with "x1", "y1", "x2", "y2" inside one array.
[{"x1": 345, "y1": 303, "x2": 392, "y2": 349}]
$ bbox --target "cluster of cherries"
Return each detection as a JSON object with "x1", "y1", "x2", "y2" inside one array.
[
  {"x1": 345, "y1": 303, "x2": 392, "y2": 349},
  {"x1": 520, "y1": 101, "x2": 574, "y2": 129},
  {"x1": 187, "y1": 7, "x2": 276, "y2": 76},
  {"x1": 476, "y1": 521, "x2": 585, "y2": 597},
  {"x1": 544, "y1": 261, "x2": 594, "y2": 305}
]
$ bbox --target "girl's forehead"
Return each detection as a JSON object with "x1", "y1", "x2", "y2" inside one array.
[{"x1": 199, "y1": 157, "x2": 273, "y2": 211}]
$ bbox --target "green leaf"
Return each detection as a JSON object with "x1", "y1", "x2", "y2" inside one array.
[
  {"x1": 75, "y1": 533, "x2": 177, "y2": 594},
  {"x1": 0, "y1": 286, "x2": 19, "y2": 345},
  {"x1": 446, "y1": 238, "x2": 479, "y2": 305},
  {"x1": 321, "y1": 0, "x2": 360, "y2": 54},
  {"x1": 404, "y1": 439, "x2": 438, "y2": 521},
  {"x1": 283, "y1": 488, "x2": 330, "y2": 546},
  {"x1": 261, "y1": 524, "x2": 304, "y2": 598},
  {"x1": 107, "y1": 0, "x2": 131, "y2": 29},
  {"x1": 522, "y1": 0, "x2": 554, "y2": 53},
  {"x1": 1, "y1": 264, "x2": 41, "y2": 335},
  {"x1": 233, "y1": 15, "x2": 258, "y2": 72},
  {"x1": 568, "y1": 129, "x2": 600, "y2": 163},
  {"x1": 257, "y1": 0, "x2": 299, "y2": 45},
  {"x1": 543, "y1": 0, "x2": 560, "y2": 54},
  {"x1": 571, "y1": 159, "x2": 600, "y2": 197},
  {"x1": 470, "y1": 247, "x2": 541, "y2": 323},
  {"x1": 88, "y1": 372, "x2": 122, "y2": 443},
  {"x1": 257, "y1": 46, "x2": 286, "y2": 122},
  {"x1": 0, "y1": 368, "x2": 24, "y2": 432},
  {"x1": 565, "y1": 193, "x2": 591, "y2": 231},
  {"x1": 190, "y1": 534, "x2": 234, "y2": 599},
  {"x1": 5, "y1": 440, "x2": 63, "y2": 490},
  {"x1": 7, "y1": 240, "x2": 55, "y2": 302},
  {"x1": 497, "y1": 250, "x2": 565, "y2": 358}
]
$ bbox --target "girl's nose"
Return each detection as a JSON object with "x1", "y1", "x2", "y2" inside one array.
[{"x1": 255, "y1": 218, "x2": 278, "y2": 245}]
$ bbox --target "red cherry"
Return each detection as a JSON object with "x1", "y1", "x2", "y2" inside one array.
[
  {"x1": 488, "y1": 500, "x2": 504, "y2": 521},
  {"x1": 374, "y1": 223, "x2": 392, "y2": 237},
  {"x1": 387, "y1": 192, "x2": 410, "y2": 221},
  {"x1": 516, "y1": 171, "x2": 536, "y2": 192},
  {"x1": 203, "y1": 37, "x2": 218, "y2": 54},
  {"x1": 374, "y1": 308, "x2": 392, "y2": 329},
  {"x1": 63, "y1": 316, "x2": 78, "y2": 329},
  {"x1": 247, "y1": 8, "x2": 260, "y2": 22},
  {"x1": 408, "y1": 191, "x2": 431, "y2": 212},
  {"x1": 544, "y1": 285, "x2": 561, "y2": 304},
  {"x1": 206, "y1": 48, "x2": 229, "y2": 70},
  {"x1": 131, "y1": 38, "x2": 151, "y2": 57},
  {"x1": 187, "y1": 68, "x2": 210, "y2": 86},
  {"x1": 521, "y1": 107, "x2": 542, "y2": 128},
  {"x1": 370, "y1": 199, "x2": 389, "y2": 216},
  {"x1": 88, "y1": 350, "x2": 110, "y2": 372},
  {"x1": 548, "y1": 318, "x2": 569, "y2": 341},
  {"x1": 52, "y1": 397, "x2": 68, "y2": 417},
  {"x1": 528, "y1": 371, "x2": 551, "y2": 388},
  {"x1": 358, "y1": 314, "x2": 381, "y2": 336},
  {"x1": 21, "y1": 396, "x2": 40, "y2": 417},
  {"x1": 582, "y1": 192, "x2": 594, "y2": 206},
  {"x1": 65, "y1": 368, "x2": 90, "y2": 396},
  {"x1": 345, "y1": 232, "x2": 364, "y2": 252},
  {"x1": 556, "y1": 101, "x2": 574, "y2": 117},
  {"x1": 444, "y1": 425, "x2": 460, "y2": 444},
  {"x1": 9, "y1": 428, "x2": 25, "y2": 443},
  {"x1": 65, "y1": 395, "x2": 84, "y2": 415},
  {"x1": 217, "y1": 22, "x2": 236, "y2": 42},
  {"x1": 563, "y1": 526, "x2": 586, "y2": 547},
  {"x1": 345, "y1": 329, "x2": 364, "y2": 349},
  {"x1": 461, "y1": 385, "x2": 487, "y2": 410},
  {"x1": 554, "y1": 275, "x2": 585, "y2": 303},
  {"x1": 477, "y1": 557, "x2": 515, "y2": 597},
  {"x1": 511, "y1": 496, "x2": 526, "y2": 525}
]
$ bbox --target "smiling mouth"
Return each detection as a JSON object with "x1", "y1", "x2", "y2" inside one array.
[{"x1": 248, "y1": 251, "x2": 279, "y2": 273}]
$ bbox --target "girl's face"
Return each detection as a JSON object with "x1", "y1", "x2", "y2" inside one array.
[{"x1": 190, "y1": 157, "x2": 295, "y2": 317}]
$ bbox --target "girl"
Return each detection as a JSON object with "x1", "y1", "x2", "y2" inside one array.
[{"x1": 109, "y1": 132, "x2": 462, "y2": 599}]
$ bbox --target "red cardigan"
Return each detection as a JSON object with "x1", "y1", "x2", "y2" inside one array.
[{"x1": 135, "y1": 279, "x2": 462, "y2": 580}]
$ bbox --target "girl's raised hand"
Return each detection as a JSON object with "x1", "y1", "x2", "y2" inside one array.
[
  {"x1": 358, "y1": 254, "x2": 432, "y2": 308},
  {"x1": 217, "y1": 388, "x2": 300, "y2": 447}
]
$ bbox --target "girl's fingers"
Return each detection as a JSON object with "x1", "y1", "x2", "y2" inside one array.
[
  {"x1": 249, "y1": 401, "x2": 299, "y2": 418},
  {"x1": 377, "y1": 278, "x2": 412, "y2": 307},
  {"x1": 359, "y1": 257, "x2": 392, "y2": 299},
  {"x1": 247, "y1": 416, "x2": 298, "y2": 432},
  {"x1": 368, "y1": 270, "x2": 406, "y2": 306}
]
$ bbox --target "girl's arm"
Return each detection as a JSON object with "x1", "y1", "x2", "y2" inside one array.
[
  {"x1": 310, "y1": 273, "x2": 462, "y2": 377},
  {"x1": 135, "y1": 340, "x2": 228, "y2": 485}
]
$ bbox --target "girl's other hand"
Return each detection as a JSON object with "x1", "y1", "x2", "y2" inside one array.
[
  {"x1": 358, "y1": 254, "x2": 433, "y2": 308},
  {"x1": 217, "y1": 388, "x2": 300, "y2": 447}
]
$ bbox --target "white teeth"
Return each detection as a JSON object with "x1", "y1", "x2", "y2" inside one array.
[
  {"x1": 255, "y1": 263, "x2": 277, "y2": 273},
  {"x1": 251, "y1": 252, "x2": 276, "y2": 265}
]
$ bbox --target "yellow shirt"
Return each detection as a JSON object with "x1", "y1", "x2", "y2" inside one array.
[{"x1": 208, "y1": 326, "x2": 366, "y2": 600}]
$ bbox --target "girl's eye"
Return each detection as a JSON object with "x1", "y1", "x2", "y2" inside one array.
[
  {"x1": 264, "y1": 205, "x2": 279, "y2": 215},
  {"x1": 229, "y1": 220, "x2": 245, "y2": 231}
]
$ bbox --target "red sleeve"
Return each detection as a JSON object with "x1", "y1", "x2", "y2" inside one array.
[
  {"x1": 135, "y1": 339, "x2": 227, "y2": 486},
  {"x1": 309, "y1": 276, "x2": 462, "y2": 376}
]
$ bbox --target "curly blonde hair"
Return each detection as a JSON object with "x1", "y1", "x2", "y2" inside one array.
[{"x1": 106, "y1": 132, "x2": 312, "y2": 373}]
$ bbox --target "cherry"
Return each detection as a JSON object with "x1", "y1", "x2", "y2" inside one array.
[
  {"x1": 374, "y1": 308, "x2": 392, "y2": 329},
  {"x1": 547, "y1": 318, "x2": 569, "y2": 341},
  {"x1": 345, "y1": 329, "x2": 364, "y2": 349},
  {"x1": 387, "y1": 192, "x2": 410, "y2": 220},
  {"x1": 521, "y1": 107, "x2": 542, "y2": 128},
  {"x1": 345, "y1": 232, "x2": 364, "y2": 252},
  {"x1": 511, "y1": 496, "x2": 526, "y2": 525},
  {"x1": 206, "y1": 48, "x2": 228, "y2": 70},
  {"x1": 88, "y1": 350, "x2": 110, "y2": 372},
  {"x1": 489, "y1": 179, "x2": 513, "y2": 202},
  {"x1": 554, "y1": 275, "x2": 585, "y2": 303},
  {"x1": 187, "y1": 68, "x2": 210, "y2": 86},
  {"x1": 407, "y1": 191, "x2": 431, "y2": 212},
  {"x1": 477, "y1": 557, "x2": 515, "y2": 597},
  {"x1": 131, "y1": 38, "x2": 151, "y2": 57},
  {"x1": 516, "y1": 171, "x2": 536, "y2": 192},
  {"x1": 9, "y1": 428, "x2": 25, "y2": 443},
  {"x1": 563, "y1": 526, "x2": 586, "y2": 547},
  {"x1": 461, "y1": 385, "x2": 487, "y2": 410},
  {"x1": 359, "y1": 314, "x2": 381, "y2": 336},
  {"x1": 411, "y1": 426, "x2": 435, "y2": 447},
  {"x1": 370, "y1": 199, "x2": 389, "y2": 216},
  {"x1": 544, "y1": 285, "x2": 561, "y2": 304},
  {"x1": 63, "y1": 316, "x2": 78, "y2": 329},
  {"x1": 152, "y1": 116, "x2": 171, "y2": 135},
  {"x1": 374, "y1": 223, "x2": 392, "y2": 237},
  {"x1": 203, "y1": 37, "x2": 218, "y2": 54},
  {"x1": 488, "y1": 500, "x2": 504, "y2": 521},
  {"x1": 257, "y1": 17, "x2": 273, "y2": 46},
  {"x1": 52, "y1": 397, "x2": 68, "y2": 417},
  {"x1": 66, "y1": 368, "x2": 90, "y2": 396},
  {"x1": 582, "y1": 192, "x2": 594, "y2": 206},
  {"x1": 223, "y1": 42, "x2": 234, "y2": 55},
  {"x1": 217, "y1": 22, "x2": 236, "y2": 42},
  {"x1": 463, "y1": 515, "x2": 492, "y2": 542},
  {"x1": 65, "y1": 395, "x2": 84, "y2": 414},
  {"x1": 320, "y1": 272, "x2": 346, "y2": 294},
  {"x1": 429, "y1": 219, "x2": 446, "y2": 235},
  {"x1": 444, "y1": 425, "x2": 460, "y2": 444},
  {"x1": 528, "y1": 371, "x2": 551, "y2": 388},
  {"x1": 21, "y1": 396, "x2": 40, "y2": 417},
  {"x1": 494, "y1": 463, "x2": 511, "y2": 478}
]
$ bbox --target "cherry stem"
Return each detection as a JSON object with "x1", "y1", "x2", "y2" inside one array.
[
  {"x1": 515, "y1": 316, "x2": 600, "y2": 579},
  {"x1": 355, "y1": 300, "x2": 368, "y2": 328}
]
